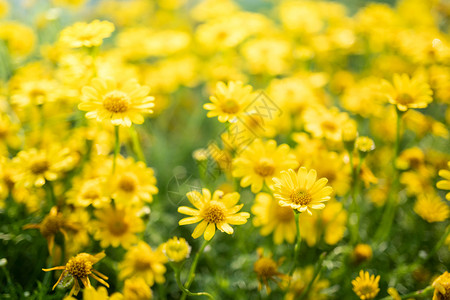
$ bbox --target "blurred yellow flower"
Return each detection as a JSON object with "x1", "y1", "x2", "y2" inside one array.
[
  {"x1": 79, "y1": 78, "x2": 155, "y2": 127},
  {"x1": 233, "y1": 139, "x2": 298, "y2": 193},
  {"x1": 303, "y1": 106, "x2": 350, "y2": 142},
  {"x1": 355, "y1": 137, "x2": 375, "y2": 153},
  {"x1": 83, "y1": 286, "x2": 123, "y2": 300},
  {"x1": 272, "y1": 167, "x2": 333, "y2": 215},
  {"x1": 432, "y1": 271, "x2": 450, "y2": 300},
  {"x1": 92, "y1": 205, "x2": 145, "y2": 249},
  {"x1": 67, "y1": 178, "x2": 109, "y2": 208},
  {"x1": 285, "y1": 266, "x2": 329, "y2": 300},
  {"x1": 253, "y1": 248, "x2": 288, "y2": 294},
  {"x1": 178, "y1": 188, "x2": 250, "y2": 240},
  {"x1": 59, "y1": 20, "x2": 114, "y2": 48},
  {"x1": 437, "y1": 162, "x2": 450, "y2": 201},
  {"x1": 381, "y1": 73, "x2": 433, "y2": 112},
  {"x1": 123, "y1": 277, "x2": 152, "y2": 300},
  {"x1": 414, "y1": 194, "x2": 449, "y2": 223},
  {"x1": 162, "y1": 237, "x2": 191, "y2": 263},
  {"x1": 0, "y1": 21, "x2": 35, "y2": 57},
  {"x1": 352, "y1": 244, "x2": 373, "y2": 264},
  {"x1": 43, "y1": 252, "x2": 109, "y2": 297},
  {"x1": 119, "y1": 241, "x2": 167, "y2": 286},
  {"x1": 251, "y1": 193, "x2": 296, "y2": 244},
  {"x1": 352, "y1": 270, "x2": 380, "y2": 300},
  {"x1": 203, "y1": 81, "x2": 254, "y2": 123}
]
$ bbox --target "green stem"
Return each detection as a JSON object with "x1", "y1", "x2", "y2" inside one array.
[
  {"x1": 173, "y1": 264, "x2": 214, "y2": 299},
  {"x1": 299, "y1": 252, "x2": 327, "y2": 300},
  {"x1": 290, "y1": 212, "x2": 301, "y2": 276},
  {"x1": 380, "y1": 285, "x2": 433, "y2": 300},
  {"x1": 374, "y1": 108, "x2": 403, "y2": 243},
  {"x1": 1, "y1": 263, "x2": 17, "y2": 299},
  {"x1": 181, "y1": 240, "x2": 210, "y2": 300},
  {"x1": 129, "y1": 126, "x2": 147, "y2": 163},
  {"x1": 113, "y1": 125, "x2": 120, "y2": 173}
]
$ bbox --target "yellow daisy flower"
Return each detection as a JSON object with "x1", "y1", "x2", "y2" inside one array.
[
  {"x1": 162, "y1": 237, "x2": 191, "y2": 263},
  {"x1": 59, "y1": 20, "x2": 114, "y2": 48},
  {"x1": 13, "y1": 146, "x2": 77, "y2": 188},
  {"x1": 414, "y1": 194, "x2": 449, "y2": 223},
  {"x1": 303, "y1": 106, "x2": 350, "y2": 142},
  {"x1": 178, "y1": 188, "x2": 250, "y2": 241},
  {"x1": 123, "y1": 277, "x2": 152, "y2": 300},
  {"x1": 253, "y1": 248, "x2": 288, "y2": 294},
  {"x1": 42, "y1": 252, "x2": 109, "y2": 297},
  {"x1": 381, "y1": 73, "x2": 433, "y2": 112},
  {"x1": 119, "y1": 241, "x2": 167, "y2": 286},
  {"x1": 92, "y1": 205, "x2": 145, "y2": 249},
  {"x1": 108, "y1": 156, "x2": 159, "y2": 206},
  {"x1": 251, "y1": 193, "x2": 296, "y2": 244},
  {"x1": 82, "y1": 286, "x2": 123, "y2": 300},
  {"x1": 352, "y1": 270, "x2": 380, "y2": 300},
  {"x1": 432, "y1": 271, "x2": 450, "y2": 300},
  {"x1": 203, "y1": 81, "x2": 254, "y2": 123},
  {"x1": 271, "y1": 167, "x2": 333, "y2": 215},
  {"x1": 67, "y1": 178, "x2": 110, "y2": 208},
  {"x1": 232, "y1": 139, "x2": 298, "y2": 193},
  {"x1": 437, "y1": 161, "x2": 450, "y2": 201},
  {"x1": 79, "y1": 78, "x2": 155, "y2": 127}
]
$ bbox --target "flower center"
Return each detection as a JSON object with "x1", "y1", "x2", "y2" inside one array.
[
  {"x1": 30, "y1": 158, "x2": 49, "y2": 174},
  {"x1": 254, "y1": 159, "x2": 275, "y2": 177},
  {"x1": 134, "y1": 256, "x2": 152, "y2": 271},
  {"x1": 254, "y1": 258, "x2": 278, "y2": 279},
  {"x1": 40, "y1": 215, "x2": 63, "y2": 237},
  {"x1": 290, "y1": 190, "x2": 312, "y2": 205},
  {"x1": 397, "y1": 93, "x2": 413, "y2": 105},
  {"x1": 274, "y1": 204, "x2": 294, "y2": 222},
  {"x1": 82, "y1": 186, "x2": 100, "y2": 200},
  {"x1": 66, "y1": 254, "x2": 93, "y2": 278},
  {"x1": 359, "y1": 284, "x2": 376, "y2": 297},
  {"x1": 321, "y1": 120, "x2": 338, "y2": 132},
  {"x1": 118, "y1": 173, "x2": 138, "y2": 193},
  {"x1": 221, "y1": 99, "x2": 240, "y2": 114},
  {"x1": 202, "y1": 202, "x2": 226, "y2": 224},
  {"x1": 108, "y1": 218, "x2": 129, "y2": 236},
  {"x1": 103, "y1": 91, "x2": 130, "y2": 113}
]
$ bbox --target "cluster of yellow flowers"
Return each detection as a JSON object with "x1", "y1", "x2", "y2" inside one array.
[{"x1": 0, "y1": 0, "x2": 448, "y2": 299}]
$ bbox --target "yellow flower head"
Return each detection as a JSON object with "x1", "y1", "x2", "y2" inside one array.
[
  {"x1": 79, "y1": 78, "x2": 155, "y2": 127},
  {"x1": 232, "y1": 139, "x2": 299, "y2": 193},
  {"x1": 286, "y1": 266, "x2": 329, "y2": 300},
  {"x1": 253, "y1": 248, "x2": 288, "y2": 294},
  {"x1": 59, "y1": 20, "x2": 114, "y2": 48},
  {"x1": 433, "y1": 271, "x2": 450, "y2": 300},
  {"x1": 303, "y1": 106, "x2": 350, "y2": 142},
  {"x1": 0, "y1": 21, "x2": 35, "y2": 57},
  {"x1": 162, "y1": 237, "x2": 191, "y2": 263},
  {"x1": 251, "y1": 193, "x2": 296, "y2": 244},
  {"x1": 352, "y1": 244, "x2": 373, "y2": 264},
  {"x1": 437, "y1": 162, "x2": 450, "y2": 201},
  {"x1": 203, "y1": 81, "x2": 254, "y2": 123},
  {"x1": 119, "y1": 241, "x2": 167, "y2": 286},
  {"x1": 352, "y1": 270, "x2": 380, "y2": 300},
  {"x1": 414, "y1": 193, "x2": 449, "y2": 223},
  {"x1": 381, "y1": 73, "x2": 433, "y2": 112},
  {"x1": 355, "y1": 137, "x2": 375, "y2": 153},
  {"x1": 82, "y1": 286, "x2": 123, "y2": 300},
  {"x1": 272, "y1": 167, "x2": 333, "y2": 215},
  {"x1": 178, "y1": 188, "x2": 250, "y2": 240},
  {"x1": 92, "y1": 205, "x2": 145, "y2": 249},
  {"x1": 123, "y1": 277, "x2": 152, "y2": 300},
  {"x1": 42, "y1": 252, "x2": 109, "y2": 297},
  {"x1": 23, "y1": 206, "x2": 79, "y2": 254}
]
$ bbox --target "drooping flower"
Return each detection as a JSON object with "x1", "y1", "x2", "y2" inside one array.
[
  {"x1": 178, "y1": 188, "x2": 250, "y2": 240},
  {"x1": 253, "y1": 248, "x2": 288, "y2": 294},
  {"x1": 381, "y1": 73, "x2": 433, "y2": 112},
  {"x1": 203, "y1": 81, "x2": 254, "y2": 123},
  {"x1": 232, "y1": 139, "x2": 298, "y2": 193},
  {"x1": 437, "y1": 161, "x2": 450, "y2": 201},
  {"x1": 59, "y1": 20, "x2": 114, "y2": 48},
  {"x1": 272, "y1": 167, "x2": 333, "y2": 215},
  {"x1": 352, "y1": 270, "x2": 380, "y2": 300},
  {"x1": 42, "y1": 252, "x2": 109, "y2": 297},
  {"x1": 119, "y1": 242, "x2": 167, "y2": 286},
  {"x1": 79, "y1": 78, "x2": 155, "y2": 127}
]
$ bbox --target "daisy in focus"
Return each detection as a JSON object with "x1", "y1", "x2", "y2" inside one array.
[
  {"x1": 59, "y1": 20, "x2": 114, "y2": 48},
  {"x1": 178, "y1": 188, "x2": 250, "y2": 240},
  {"x1": 271, "y1": 167, "x2": 333, "y2": 215},
  {"x1": 352, "y1": 270, "x2": 380, "y2": 300},
  {"x1": 42, "y1": 252, "x2": 109, "y2": 296},
  {"x1": 203, "y1": 81, "x2": 254, "y2": 123},
  {"x1": 381, "y1": 73, "x2": 433, "y2": 112},
  {"x1": 79, "y1": 77, "x2": 155, "y2": 127}
]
